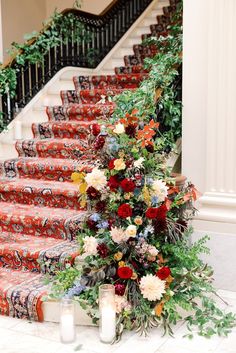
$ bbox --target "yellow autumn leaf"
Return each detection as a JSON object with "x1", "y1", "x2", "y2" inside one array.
[
  {"x1": 71, "y1": 172, "x2": 85, "y2": 184},
  {"x1": 143, "y1": 185, "x2": 151, "y2": 206},
  {"x1": 79, "y1": 182, "x2": 87, "y2": 194}
]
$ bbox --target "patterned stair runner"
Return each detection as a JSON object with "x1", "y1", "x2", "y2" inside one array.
[{"x1": 0, "y1": 0, "x2": 177, "y2": 321}]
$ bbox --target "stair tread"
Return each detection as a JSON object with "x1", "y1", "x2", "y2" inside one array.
[
  {"x1": 0, "y1": 201, "x2": 83, "y2": 218},
  {"x1": 0, "y1": 177, "x2": 79, "y2": 192},
  {"x1": 0, "y1": 266, "x2": 46, "y2": 320}
]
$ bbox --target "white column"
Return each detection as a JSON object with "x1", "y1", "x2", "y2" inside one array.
[{"x1": 183, "y1": 0, "x2": 236, "y2": 230}]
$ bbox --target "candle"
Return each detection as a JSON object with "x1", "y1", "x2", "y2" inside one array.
[
  {"x1": 60, "y1": 299, "x2": 76, "y2": 344},
  {"x1": 100, "y1": 306, "x2": 116, "y2": 343},
  {"x1": 14, "y1": 120, "x2": 22, "y2": 140},
  {"x1": 99, "y1": 284, "x2": 116, "y2": 343}
]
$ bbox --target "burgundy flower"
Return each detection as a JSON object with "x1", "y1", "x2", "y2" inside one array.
[
  {"x1": 115, "y1": 283, "x2": 126, "y2": 296},
  {"x1": 108, "y1": 218, "x2": 115, "y2": 230},
  {"x1": 153, "y1": 218, "x2": 167, "y2": 233},
  {"x1": 97, "y1": 243, "x2": 109, "y2": 258},
  {"x1": 120, "y1": 178, "x2": 136, "y2": 193},
  {"x1": 95, "y1": 200, "x2": 106, "y2": 212},
  {"x1": 107, "y1": 175, "x2": 120, "y2": 191},
  {"x1": 145, "y1": 143, "x2": 154, "y2": 153},
  {"x1": 94, "y1": 136, "x2": 105, "y2": 150},
  {"x1": 86, "y1": 219, "x2": 97, "y2": 231},
  {"x1": 117, "y1": 266, "x2": 133, "y2": 279},
  {"x1": 91, "y1": 123, "x2": 101, "y2": 136},
  {"x1": 86, "y1": 186, "x2": 101, "y2": 200},
  {"x1": 146, "y1": 207, "x2": 158, "y2": 219},
  {"x1": 156, "y1": 266, "x2": 171, "y2": 280},
  {"x1": 117, "y1": 203, "x2": 133, "y2": 218},
  {"x1": 125, "y1": 124, "x2": 137, "y2": 138}
]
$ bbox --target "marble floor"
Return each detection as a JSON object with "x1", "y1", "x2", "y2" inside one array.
[{"x1": 0, "y1": 290, "x2": 236, "y2": 353}]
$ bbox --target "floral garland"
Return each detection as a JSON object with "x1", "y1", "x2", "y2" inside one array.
[{"x1": 50, "y1": 3, "x2": 236, "y2": 339}]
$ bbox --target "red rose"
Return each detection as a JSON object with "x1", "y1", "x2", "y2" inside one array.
[
  {"x1": 117, "y1": 266, "x2": 133, "y2": 279},
  {"x1": 91, "y1": 123, "x2": 101, "y2": 136},
  {"x1": 108, "y1": 158, "x2": 116, "y2": 170},
  {"x1": 156, "y1": 204, "x2": 168, "y2": 219},
  {"x1": 108, "y1": 176, "x2": 120, "y2": 191},
  {"x1": 120, "y1": 178, "x2": 136, "y2": 193},
  {"x1": 117, "y1": 203, "x2": 132, "y2": 218},
  {"x1": 156, "y1": 266, "x2": 171, "y2": 280},
  {"x1": 146, "y1": 207, "x2": 158, "y2": 219}
]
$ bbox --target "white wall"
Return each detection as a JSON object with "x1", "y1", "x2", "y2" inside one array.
[
  {"x1": 0, "y1": 0, "x2": 112, "y2": 62},
  {"x1": 46, "y1": 0, "x2": 112, "y2": 17},
  {"x1": 1, "y1": 0, "x2": 46, "y2": 62}
]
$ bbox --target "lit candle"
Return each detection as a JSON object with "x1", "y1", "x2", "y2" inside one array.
[
  {"x1": 99, "y1": 284, "x2": 116, "y2": 343},
  {"x1": 60, "y1": 299, "x2": 76, "y2": 344},
  {"x1": 100, "y1": 305, "x2": 116, "y2": 343},
  {"x1": 14, "y1": 120, "x2": 22, "y2": 140}
]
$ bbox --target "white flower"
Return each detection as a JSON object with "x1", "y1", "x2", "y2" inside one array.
[
  {"x1": 115, "y1": 295, "x2": 131, "y2": 313},
  {"x1": 148, "y1": 245, "x2": 159, "y2": 257},
  {"x1": 113, "y1": 123, "x2": 125, "y2": 134},
  {"x1": 133, "y1": 157, "x2": 145, "y2": 168},
  {"x1": 125, "y1": 225, "x2": 137, "y2": 238},
  {"x1": 83, "y1": 236, "x2": 98, "y2": 256},
  {"x1": 85, "y1": 168, "x2": 107, "y2": 191},
  {"x1": 139, "y1": 274, "x2": 166, "y2": 301},
  {"x1": 151, "y1": 179, "x2": 168, "y2": 202},
  {"x1": 110, "y1": 227, "x2": 128, "y2": 243}
]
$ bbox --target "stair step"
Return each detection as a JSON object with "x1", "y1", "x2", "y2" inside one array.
[
  {"x1": 60, "y1": 88, "x2": 136, "y2": 105},
  {"x1": 73, "y1": 73, "x2": 148, "y2": 91},
  {"x1": 15, "y1": 138, "x2": 95, "y2": 160},
  {"x1": 124, "y1": 53, "x2": 155, "y2": 66},
  {"x1": 32, "y1": 121, "x2": 95, "y2": 140},
  {"x1": 0, "y1": 266, "x2": 46, "y2": 320},
  {"x1": 46, "y1": 103, "x2": 115, "y2": 122},
  {"x1": 0, "y1": 232, "x2": 79, "y2": 273},
  {"x1": 0, "y1": 157, "x2": 94, "y2": 182},
  {"x1": 0, "y1": 201, "x2": 86, "y2": 240},
  {"x1": 0, "y1": 178, "x2": 81, "y2": 210},
  {"x1": 114, "y1": 65, "x2": 149, "y2": 75}
]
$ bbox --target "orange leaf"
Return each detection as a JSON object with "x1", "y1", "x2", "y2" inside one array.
[{"x1": 155, "y1": 301, "x2": 165, "y2": 317}]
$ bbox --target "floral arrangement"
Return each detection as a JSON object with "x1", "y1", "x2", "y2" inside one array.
[
  {"x1": 50, "y1": 111, "x2": 235, "y2": 339},
  {"x1": 50, "y1": 2, "x2": 236, "y2": 340}
]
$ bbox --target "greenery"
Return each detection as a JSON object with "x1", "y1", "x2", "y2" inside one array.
[{"x1": 48, "y1": 1, "x2": 236, "y2": 341}]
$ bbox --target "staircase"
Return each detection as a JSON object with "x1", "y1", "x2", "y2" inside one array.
[{"x1": 0, "y1": 0, "x2": 177, "y2": 322}]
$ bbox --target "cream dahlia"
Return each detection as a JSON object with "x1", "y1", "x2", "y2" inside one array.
[
  {"x1": 151, "y1": 179, "x2": 168, "y2": 202},
  {"x1": 83, "y1": 236, "x2": 98, "y2": 256},
  {"x1": 85, "y1": 168, "x2": 107, "y2": 191},
  {"x1": 139, "y1": 274, "x2": 166, "y2": 301}
]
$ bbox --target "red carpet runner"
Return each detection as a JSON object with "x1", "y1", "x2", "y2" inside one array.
[{"x1": 0, "y1": 1, "x2": 176, "y2": 321}]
